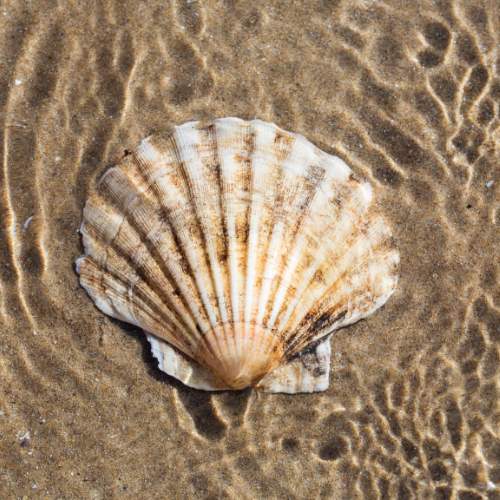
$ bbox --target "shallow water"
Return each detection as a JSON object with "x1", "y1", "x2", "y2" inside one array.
[{"x1": 0, "y1": 0, "x2": 498, "y2": 498}]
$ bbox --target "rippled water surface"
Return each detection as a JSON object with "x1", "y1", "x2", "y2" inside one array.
[{"x1": 0, "y1": 0, "x2": 498, "y2": 498}]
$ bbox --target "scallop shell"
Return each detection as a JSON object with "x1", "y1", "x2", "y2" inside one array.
[{"x1": 76, "y1": 117, "x2": 399, "y2": 393}]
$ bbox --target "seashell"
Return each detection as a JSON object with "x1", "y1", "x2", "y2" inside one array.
[{"x1": 76, "y1": 117, "x2": 399, "y2": 393}]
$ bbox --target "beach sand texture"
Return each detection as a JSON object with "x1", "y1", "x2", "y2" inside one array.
[{"x1": 0, "y1": 0, "x2": 498, "y2": 498}]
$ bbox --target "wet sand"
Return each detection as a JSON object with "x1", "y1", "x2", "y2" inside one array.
[{"x1": 0, "y1": 0, "x2": 499, "y2": 498}]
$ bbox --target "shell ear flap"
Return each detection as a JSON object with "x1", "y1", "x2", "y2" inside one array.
[
  {"x1": 147, "y1": 334, "x2": 230, "y2": 391},
  {"x1": 148, "y1": 333, "x2": 331, "y2": 394},
  {"x1": 256, "y1": 338, "x2": 331, "y2": 393}
]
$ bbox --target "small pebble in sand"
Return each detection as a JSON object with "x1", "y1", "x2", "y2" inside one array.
[
  {"x1": 17, "y1": 430, "x2": 31, "y2": 447},
  {"x1": 14, "y1": 78, "x2": 22, "y2": 85},
  {"x1": 485, "y1": 180, "x2": 494, "y2": 188}
]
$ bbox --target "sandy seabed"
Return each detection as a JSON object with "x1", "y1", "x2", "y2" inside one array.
[{"x1": 0, "y1": 0, "x2": 499, "y2": 498}]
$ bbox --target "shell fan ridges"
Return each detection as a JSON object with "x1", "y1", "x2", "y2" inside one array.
[{"x1": 76, "y1": 117, "x2": 399, "y2": 392}]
